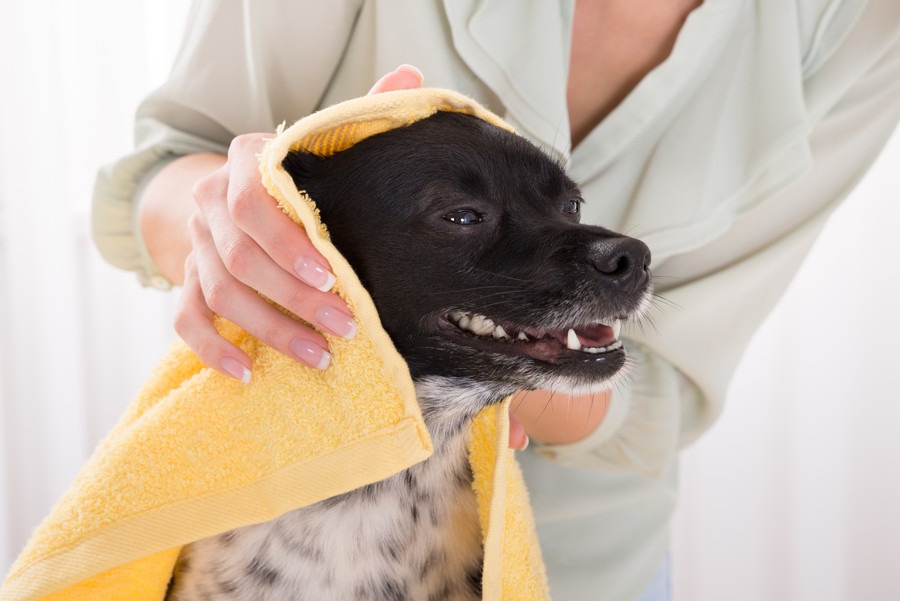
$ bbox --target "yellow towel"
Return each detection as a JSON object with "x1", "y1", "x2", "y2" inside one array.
[{"x1": 1, "y1": 88, "x2": 549, "y2": 601}]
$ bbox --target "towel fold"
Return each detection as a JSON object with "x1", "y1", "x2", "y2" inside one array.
[{"x1": 1, "y1": 88, "x2": 549, "y2": 601}]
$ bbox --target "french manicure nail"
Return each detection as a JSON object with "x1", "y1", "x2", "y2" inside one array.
[
  {"x1": 290, "y1": 338, "x2": 331, "y2": 370},
  {"x1": 315, "y1": 306, "x2": 358, "y2": 339},
  {"x1": 221, "y1": 357, "x2": 251, "y2": 384},
  {"x1": 396, "y1": 63, "x2": 424, "y2": 83},
  {"x1": 294, "y1": 256, "x2": 337, "y2": 292}
]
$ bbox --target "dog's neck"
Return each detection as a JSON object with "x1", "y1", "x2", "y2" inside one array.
[{"x1": 413, "y1": 376, "x2": 510, "y2": 447}]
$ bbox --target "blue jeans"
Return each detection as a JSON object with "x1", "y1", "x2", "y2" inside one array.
[{"x1": 637, "y1": 556, "x2": 671, "y2": 601}]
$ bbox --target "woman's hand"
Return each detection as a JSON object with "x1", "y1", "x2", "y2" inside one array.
[
  {"x1": 510, "y1": 389, "x2": 612, "y2": 449},
  {"x1": 141, "y1": 65, "x2": 425, "y2": 383},
  {"x1": 177, "y1": 131, "x2": 350, "y2": 381}
]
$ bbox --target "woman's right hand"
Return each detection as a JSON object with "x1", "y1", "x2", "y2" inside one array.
[
  {"x1": 167, "y1": 65, "x2": 425, "y2": 382},
  {"x1": 176, "y1": 131, "x2": 349, "y2": 382}
]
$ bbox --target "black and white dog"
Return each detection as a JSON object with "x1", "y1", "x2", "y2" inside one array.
[{"x1": 166, "y1": 111, "x2": 652, "y2": 601}]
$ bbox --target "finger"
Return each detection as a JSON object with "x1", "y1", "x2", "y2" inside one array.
[
  {"x1": 190, "y1": 214, "x2": 335, "y2": 370},
  {"x1": 174, "y1": 252, "x2": 253, "y2": 383},
  {"x1": 223, "y1": 135, "x2": 344, "y2": 295},
  {"x1": 201, "y1": 200, "x2": 358, "y2": 340},
  {"x1": 225, "y1": 165, "x2": 339, "y2": 294},
  {"x1": 196, "y1": 136, "x2": 356, "y2": 353},
  {"x1": 368, "y1": 64, "x2": 424, "y2": 95},
  {"x1": 508, "y1": 411, "x2": 530, "y2": 451}
]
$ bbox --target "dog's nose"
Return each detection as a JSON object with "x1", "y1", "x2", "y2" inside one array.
[{"x1": 590, "y1": 237, "x2": 651, "y2": 291}]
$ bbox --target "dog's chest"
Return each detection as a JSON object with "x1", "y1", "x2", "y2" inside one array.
[{"x1": 166, "y1": 425, "x2": 483, "y2": 601}]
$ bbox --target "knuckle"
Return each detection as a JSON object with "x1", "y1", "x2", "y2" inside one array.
[
  {"x1": 203, "y1": 281, "x2": 232, "y2": 315},
  {"x1": 220, "y1": 237, "x2": 252, "y2": 277},
  {"x1": 229, "y1": 132, "x2": 264, "y2": 154},
  {"x1": 270, "y1": 226, "x2": 310, "y2": 259},
  {"x1": 172, "y1": 308, "x2": 194, "y2": 339},
  {"x1": 259, "y1": 323, "x2": 287, "y2": 349},
  {"x1": 285, "y1": 286, "x2": 317, "y2": 317},
  {"x1": 227, "y1": 184, "x2": 258, "y2": 222},
  {"x1": 193, "y1": 338, "x2": 223, "y2": 366},
  {"x1": 182, "y1": 251, "x2": 197, "y2": 275},
  {"x1": 191, "y1": 173, "x2": 222, "y2": 208},
  {"x1": 186, "y1": 213, "x2": 206, "y2": 240}
]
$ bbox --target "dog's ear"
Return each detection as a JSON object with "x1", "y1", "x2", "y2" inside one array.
[{"x1": 282, "y1": 150, "x2": 327, "y2": 191}]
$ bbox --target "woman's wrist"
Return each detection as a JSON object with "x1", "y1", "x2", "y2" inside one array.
[{"x1": 138, "y1": 152, "x2": 227, "y2": 285}]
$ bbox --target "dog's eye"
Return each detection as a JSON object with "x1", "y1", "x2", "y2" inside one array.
[
  {"x1": 443, "y1": 209, "x2": 485, "y2": 225},
  {"x1": 562, "y1": 198, "x2": 581, "y2": 215}
]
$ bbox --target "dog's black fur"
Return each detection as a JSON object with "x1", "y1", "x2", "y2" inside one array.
[
  {"x1": 166, "y1": 111, "x2": 651, "y2": 601},
  {"x1": 286, "y1": 112, "x2": 650, "y2": 389}
]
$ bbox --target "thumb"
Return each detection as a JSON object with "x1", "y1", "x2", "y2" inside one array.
[
  {"x1": 367, "y1": 64, "x2": 424, "y2": 95},
  {"x1": 508, "y1": 411, "x2": 530, "y2": 451}
]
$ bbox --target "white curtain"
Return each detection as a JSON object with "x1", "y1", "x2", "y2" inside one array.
[
  {"x1": 1, "y1": 3, "x2": 899, "y2": 599},
  {"x1": 672, "y1": 128, "x2": 900, "y2": 601},
  {"x1": 0, "y1": 0, "x2": 189, "y2": 573}
]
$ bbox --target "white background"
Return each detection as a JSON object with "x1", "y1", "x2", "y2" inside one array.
[{"x1": 1, "y1": 2, "x2": 898, "y2": 599}]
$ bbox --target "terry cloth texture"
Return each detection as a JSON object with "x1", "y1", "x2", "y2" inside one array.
[{"x1": 1, "y1": 88, "x2": 550, "y2": 601}]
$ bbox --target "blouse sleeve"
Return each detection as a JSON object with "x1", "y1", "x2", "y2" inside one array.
[{"x1": 91, "y1": 0, "x2": 363, "y2": 287}]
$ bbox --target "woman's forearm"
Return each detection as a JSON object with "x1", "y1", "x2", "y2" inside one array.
[{"x1": 138, "y1": 153, "x2": 227, "y2": 285}]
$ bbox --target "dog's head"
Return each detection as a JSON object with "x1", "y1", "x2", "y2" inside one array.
[{"x1": 283, "y1": 111, "x2": 651, "y2": 399}]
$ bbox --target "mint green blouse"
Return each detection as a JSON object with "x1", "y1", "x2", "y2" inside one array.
[{"x1": 91, "y1": 1, "x2": 900, "y2": 599}]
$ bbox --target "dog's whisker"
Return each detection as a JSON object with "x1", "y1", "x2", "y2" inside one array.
[
  {"x1": 650, "y1": 293, "x2": 680, "y2": 311},
  {"x1": 421, "y1": 287, "x2": 522, "y2": 300},
  {"x1": 461, "y1": 291, "x2": 529, "y2": 302},
  {"x1": 424, "y1": 284, "x2": 522, "y2": 294},
  {"x1": 511, "y1": 392, "x2": 524, "y2": 414},
  {"x1": 638, "y1": 312, "x2": 660, "y2": 336},
  {"x1": 535, "y1": 389, "x2": 557, "y2": 423},
  {"x1": 466, "y1": 267, "x2": 537, "y2": 284},
  {"x1": 585, "y1": 391, "x2": 595, "y2": 432}
]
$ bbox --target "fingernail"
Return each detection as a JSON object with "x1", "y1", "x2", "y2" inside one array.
[
  {"x1": 294, "y1": 256, "x2": 337, "y2": 292},
  {"x1": 221, "y1": 357, "x2": 251, "y2": 384},
  {"x1": 511, "y1": 430, "x2": 529, "y2": 451},
  {"x1": 290, "y1": 338, "x2": 332, "y2": 370},
  {"x1": 315, "y1": 306, "x2": 358, "y2": 339},
  {"x1": 396, "y1": 64, "x2": 423, "y2": 83}
]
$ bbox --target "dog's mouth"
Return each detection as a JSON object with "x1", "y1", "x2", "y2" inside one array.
[{"x1": 438, "y1": 310, "x2": 625, "y2": 364}]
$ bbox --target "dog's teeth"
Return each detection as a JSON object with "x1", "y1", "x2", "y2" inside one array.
[
  {"x1": 449, "y1": 310, "x2": 464, "y2": 323},
  {"x1": 469, "y1": 315, "x2": 495, "y2": 336},
  {"x1": 612, "y1": 319, "x2": 622, "y2": 340},
  {"x1": 458, "y1": 314, "x2": 471, "y2": 329},
  {"x1": 480, "y1": 317, "x2": 496, "y2": 332},
  {"x1": 582, "y1": 340, "x2": 625, "y2": 354},
  {"x1": 517, "y1": 332, "x2": 529, "y2": 342},
  {"x1": 492, "y1": 325, "x2": 509, "y2": 339},
  {"x1": 566, "y1": 328, "x2": 582, "y2": 351},
  {"x1": 467, "y1": 315, "x2": 482, "y2": 333}
]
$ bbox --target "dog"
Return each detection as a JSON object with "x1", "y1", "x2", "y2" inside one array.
[{"x1": 164, "y1": 111, "x2": 652, "y2": 601}]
